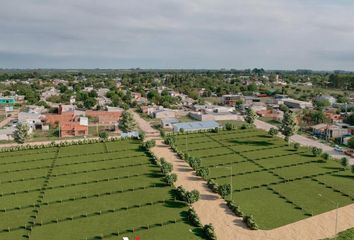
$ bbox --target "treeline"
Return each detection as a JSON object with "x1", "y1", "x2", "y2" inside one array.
[{"x1": 328, "y1": 74, "x2": 354, "y2": 90}]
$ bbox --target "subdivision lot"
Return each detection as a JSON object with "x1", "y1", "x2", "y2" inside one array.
[
  {"x1": 173, "y1": 128, "x2": 354, "y2": 229},
  {"x1": 0, "y1": 139, "x2": 203, "y2": 240}
]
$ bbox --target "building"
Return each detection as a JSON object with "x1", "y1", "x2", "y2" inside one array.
[
  {"x1": 153, "y1": 109, "x2": 176, "y2": 119},
  {"x1": 0, "y1": 127, "x2": 15, "y2": 141},
  {"x1": 0, "y1": 97, "x2": 16, "y2": 105},
  {"x1": 283, "y1": 98, "x2": 313, "y2": 109},
  {"x1": 60, "y1": 122, "x2": 88, "y2": 138},
  {"x1": 311, "y1": 124, "x2": 349, "y2": 140},
  {"x1": 161, "y1": 118, "x2": 179, "y2": 129},
  {"x1": 256, "y1": 109, "x2": 284, "y2": 121},
  {"x1": 222, "y1": 94, "x2": 242, "y2": 106},
  {"x1": 173, "y1": 121, "x2": 220, "y2": 132},
  {"x1": 86, "y1": 110, "x2": 122, "y2": 125},
  {"x1": 18, "y1": 112, "x2": 44, "y2": 130},
  {"x1": 58, "y1": 105, "x2": 75, "y2": 114}
]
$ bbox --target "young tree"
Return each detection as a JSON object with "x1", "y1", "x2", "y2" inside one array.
[
  {"x1": 321, "y1": 152, "x2": 331, "y2": 161},
  {"x1": 98, "y1": 131, "x2": 109, "y2": 140},
  {"x1": 340, "y1": 157, "x2": 348, "y2": 169},
  {"x1": 142, "y1": 140, "x2": 156, "y2": 149},
  {"x1": 224, "y1": 122, "x2": 234, "y2": 131},
  {"x1": 196, "y1": 167, "x2": 209, "y2": 179},
  {"x1": 163, "y1": 173, "x2": 177, "y2": 186},
  {"x1": 203, "y1": 224, "x2": 217, "y2": 240},
  {"x1": 160, "y1": 158, "x2": 173, "y2": 174},
  {"x1": 13, "y1": 123, "x2": 31, "y2": 144},
  {"x1": 293, "y1": 143, "x2": 300, "y2": 151},
  {"x1": 119, "y1": 111, "x2": 137, "y2": 132},
  {"x1": 280, "y1": 111, "x2": 298, "y2": 143},
  {"x1": 243, "y1": 215, "x2": 258, "y2": 230},
  {"x1": 312, "y1": 147, "x2": 322, "y2": 157},
  {"x1": 351, "y1": 165, "x2": 354, "y2": 174},
  {"x1": 185, "y1": 190, "x2": 200, "y2": 204},
  {"x1": 245, "y1": 108, "x2": 258, "y2": 125},
  {"x1": 218, "y1": 184, "x2": 231, "y2": 198},
  {"x1": 268, "y1": 128, "x2": 279, "y2": 138}
]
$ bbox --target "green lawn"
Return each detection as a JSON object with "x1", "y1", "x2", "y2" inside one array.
[
  {"x1": 0, "y1": 139, "x2": 204, "y2": 240},
  {"x1": 323, "y1": 228, "x2": 354, "y2": 240},
  {"x1": 172, "y1": 128, "x2": 354, "y2": 230}
]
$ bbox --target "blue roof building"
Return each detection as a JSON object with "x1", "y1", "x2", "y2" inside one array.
[
  {"x1": 173, "y1": 121, "x2": 220, "y2": 132},
  {"x1": 0, "y1": 97, "x2": 16, "y2": 105}
]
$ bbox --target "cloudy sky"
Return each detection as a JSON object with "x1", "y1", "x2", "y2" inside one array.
[{"x1": 1, "y1": 0, "x2": 354, "y2": 70}]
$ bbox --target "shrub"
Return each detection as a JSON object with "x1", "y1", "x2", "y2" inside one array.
[
  {"x1": 188, "y1": 157, "x2": 201, "y2": 169},
  {"x1": 218, "y1": 184, "x2": 231, "y2": 198},
  {"x1": 226, "y1": 200, "x2": 243, "y2": 217},
  {"x1": 98, "y1": 131, "x2": 109, "y2": 140},
  {"x1": 196, "y1": 167, "x2": 209, "y2": 179},
  {"x1": 207, "y1": 179, "x2": 219, "y2": 193},
  {"x1": 294, "y1": 143, "x2": 300, "y2": 151},
  {"x1": 164, "y1": 174, "x2": 177, "y2": 186},
  {"x1": 212, "y1": 127, "x2": 219, "y2": 133},
  {"x1": 138, "y1": 131, "x2": 145, "y2": 141},
  {"x1": 312, "y1": 147, "x2": 322, "y2": 157},
  {"x1": 351, "y1": 165, "x2": 354, "y2": 174},
  {"x1": 185, "y1": 190, "x2": 200, "y2": 204},
  {"x1": 243, "y1": 215, "x2": 258, "y2": 230},
  {"x1": 160, "y1": 158, "x2": 173, "y2": 174},
  {"x1": 225, "y1": 123, "x2": 234, "y2": 131},
  {"x1": 268, "y1": 128, "x2": 279, "y2": 138},
  {"x1": 142, "y1": 140, "x2": 156, "y2": 149},
  {"x1": 187, "y1": 207, "x2": 202, "y2": 227},
  {"x1": 321, "y1": 152, "x2": 331, "y2": 161},
  {"x1": 341, "y1": 157, "x2": 348, "y2": 168},
  {"x1": 203, "y1": 224, "x2": 217, "y2": 240}
]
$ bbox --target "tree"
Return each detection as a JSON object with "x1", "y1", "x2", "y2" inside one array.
[
  {"x1": 203, "y1": 224, "x2": 217, "y2": 240},
  {"x1": 218, "y1": 184, "x2": 231, "y2": 198},
  {"x1": 351, "y1": 165, "x2": 354, "y2": 174},
  {"x1": 314, "y1": 98, "x2": 330, "y2": 110},
  {"x1": 294, "y1": 143, "x2": 300, "y2": 151},
  {"x1": 243, "y1": 215, "x2": 258, "y2": 230},
  {"x1": 280, "y1": 111, "x2": 298, "y2": 143},
  {"x1": 143, "y1": 140, "x2": 156, "y2": 149},
  {"x1": 340, "y1": 157, "x2": 348, "y2": 168},
  {"x1": 84, "y1": 98, "x2": 96, "y2": 109},
  {"x1": 187, "y1": 208, "x2": 202, "y2": 227},
  {"x1": 245, "y1": 108, "x2": 258, "y2": 125},
  {"x1": 119, "y1": 111, "x2": 137, "y2": 132},
  {"x1": 160, "y1": 158, "x2": 173, "y2": 174},
  {"x1": 321, "y1": 152, "x2": 331, "y2": 161},
  {"x1": 311, "y1": 147, "x2": 322, "y2": 157},
  {"x1": 196, "y1": 167, "x2": 209, "y2": 179},
  {"x1": 164, "y1": 174, "x2": 177, "y2": 186},
  {"x1": 185, "y1": 190, "x2": 200, "y2": 204},
  {"x1": 224, "y1": 122, "x2": 234, "y2": 131},
  {"x1": 13, "y1": 123, "x2": 31, "y2": 144},
  {"x1": 98, "y1": 131, "x2": 109, "y2": 140},
  {"x1": 268, "y1": 128, "x2": 279, "y2": 138}
]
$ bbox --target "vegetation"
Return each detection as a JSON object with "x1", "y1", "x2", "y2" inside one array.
[
  {"x1": 203, "y1": 224, "x2": 217, "y2": 240},
  {"x1": 13, "y1": 123, "x2": 31, "y2": 144},
  {"x1": 119, "y1": 111, "x2": 137, "y2": 132},
  {"x1": 218, "y1": 184, "x2": 231, "y2": 198},
  {"x1": 243, "y1": 215, "x2": 259, "y2": 230},
  {"x1": 268, "y1": 128, "x2": 279, "y2": 137},
  {"x1": 98, "y1": 131, "x2": 109, "y2": 140},
  {"x1": 245, "y1": 108, "x2": 258, "y2": 125},
  {"x1": 312, "y1": 147, "x2": 323, "y2": 157},
  {"x1": 280, "y1": 111, "x2": 298, "y2": 143}
]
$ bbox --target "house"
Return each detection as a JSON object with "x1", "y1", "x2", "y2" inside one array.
[
  {"x1": 86, "y1": 110, "x2": 122, "y2": 125},
  {"x1": 222, "y1": 94, "x2": 242, "y2": 106},
  {"x1": 189, "y1": 112, "x2": 242, "y2": 121},
  {"x1": 44, "y1": 112, "x2": 76, "y2": 126},
  {"x1": 173, "y1": 121, "x2": 220, "y2": 132},
  {"x1": 153, "y1": 109, "x2": 176, "y2": 119},
  {"x1": 0, "y1": 97, "x2": 16, "y2": 105},
  {"x1": 161, "y1": 118, "x2": 179, "y2": 129},
  {"x1": 256, "y1": 109, "x2": 284, "y2": 121},
  {"x1": 41, "y1": 87, "x2": 60, "y2": 100},
  {"x1": 325, "y1": 112, "x2": 343, "y2": 123},
  {"x1": 0, "y1": 127, "x2": 15, "y2": 141},
  {"x1": 311, "y1": 124, "x2": 349, "y2": 139},
  {"x1": 60, "y1": 122, "x2": 88, "y2": 138},
  {"x1": 283, "y1": 98, "x2": 313, "y2": 109},
  {"x1": 18, "y1": 112, "x2": 44, "y2": 130},
  {"x1": 58, "y1": 105, "x2": 75, "y2": 114}
]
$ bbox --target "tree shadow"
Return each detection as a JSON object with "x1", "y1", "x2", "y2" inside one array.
[{"x1": 226, "y1": 139, "x2": 275, "y2": 147}]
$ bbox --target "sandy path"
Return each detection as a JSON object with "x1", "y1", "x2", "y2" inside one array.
[{"x1": 130, "y1": 112, "x2": 354, "y2": 240}]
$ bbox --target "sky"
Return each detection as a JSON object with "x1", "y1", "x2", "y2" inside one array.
[{"x1": 1, "y1": 0, "x2": 354, "y2": 70}]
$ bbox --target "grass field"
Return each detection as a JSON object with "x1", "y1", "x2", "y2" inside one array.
[
  {"x1": 172, "y1": 128, "x2": 354, "y2": 230},
  {"x1": 0, "y1": 139, "x2": 203, "y2": 240}
]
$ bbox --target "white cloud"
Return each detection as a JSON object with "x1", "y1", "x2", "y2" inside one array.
[{"x1": 0, "y1": 0, "x2": 354, "y2": 69}]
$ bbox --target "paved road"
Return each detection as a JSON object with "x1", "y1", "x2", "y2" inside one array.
[
  {"x1": 132, "y1": 112, "x2": 354, "y2": 240},
  {"x1": 255, "y1": 119, "x2": 354, "y2": 165}
]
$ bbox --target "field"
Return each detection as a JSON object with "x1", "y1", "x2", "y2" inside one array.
[
  {"x1": 0, "y1": 139, "x2": 203, "y2": 240},
  {"x1": 173, "y1": 128, "x2": 354, "y2": 230}
]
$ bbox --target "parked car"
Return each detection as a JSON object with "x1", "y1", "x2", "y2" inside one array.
[
  {"x1": 344, "y1": 149, "x2": 354, "y2": 157},
  {"x1": 334, "y1": 145, "x2": 343, "y2": 152}
]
